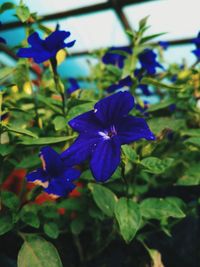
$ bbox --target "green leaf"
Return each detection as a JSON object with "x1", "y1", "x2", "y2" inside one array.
[
  {"x1": 140, "y1": 157, "x2": 174, "y2": 174},
  {"x1": 0, "y1": 214, "x2": 13, "y2": 235},
  {"x1": 67, "y1": 103, "x2": 94, "y2": 121},
  {"x1": 106, "y1": 65, "x2": 122, "y2": 76},
  {"x1": 0, "y1": 144, "x2": 13, "y2": 156},
  {"x1": 148, "y1": 117, "x2": 185, "y2": 134},
  {"x1": 70, "y1": 217, "x2": 85, "y2": 235},
  {"x1": 20, "y1": 205, "x2": 40, "y2": 229},
  {"x1": 88, "y1": 183, "x2": 118, "y2": 217},
  {"x1": 16, "y1": 5, "x2": 30, "y2": 22},
  {"x1": 0, "y1": 2, "x2": 15, "y2": 14},
  {"x1": 184, "y1": 137, "x2": 200, "y2": 148},
  {"x1": 0, "y1": 67, "x2": 14, "y2": 80},
  {"x1": 5, "y1": 125, "x2": 38, "y2": 138},
  {"x1": 16, "y1": 155, "x2": 40, "y2": 169},
  {"x1": 13, "y1": 61, "x2": 29, "y2": 90},
  {"x1": 18, "y1": 135, "x2": 76, "y2": 145},
  {"x1": 122, "y1": 145, "x2": 137, "y2": 163},
  {"x1": 177, "y1": 164, "x2": 200, "y2": 186},
  {"x1": 141, "y1": 32, "x2": 167, "y2": 43},
  {"x1": 114, "y1": 197, "x2": 141, "y2": 243},
  {"x1": 180, "y1": 129, "x2": 200, "y2": 137},
  {"x1": 17, "y1": 235, "x2": 63, "y2": 267},
  {"x1": 140, "y1": 197, "x2": 185, "y2": 220},
  {"x1": 148, "y1": 99, "x2": 175, "y2": 112},
  {"x1": 53, "y1": 116, "x2": 67, "y2": 131},
  {"x1": 139, "y1": 16, "x2": 149, "y2": 30},
  {"x1": 141, "y1": 77, "x2": 183, "y2": 90},
  {"x1": 37, "y1": 23, "x2": 53, "y2": 35},
  {"x1": 44, "y1": 222, "x2": 59, "y2": 239},
  {"x1": 1, "y1": 191, "x2": 20, "y2": 210},
  {"x1": 58, "y1": 198, "x2": 85, "y2": 211}
]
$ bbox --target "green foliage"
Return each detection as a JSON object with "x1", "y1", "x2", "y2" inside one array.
[
  {"x1": 140, "y1": 157, "x2": 174, "y2": 174},
  {"x1": 114, "y1": 198, "x2": 141, "y2": 243},
  {"x1": 17, "y1": 235, "x2": 63, "y2": 267},
  {"x1": 53, "y1": 116, "x2": 67, "y2": 131},
  {"x1": 20, "y1": 205, "x2": 40, "y2": 229},
  {"x1": 70, "y1": 217, "x2": 85, "y2": 235},
  {"x1": 0, "y1": 214, "x2": 13, "y2": 235},
  {"x1": 140, "y1": 197, "x2": 186, "y2": 220},
  {"x1": 15, "y1": 3, "x2": 30, "y2": 22},
  {"x1": 0, "y1": 2, "x2": 15, "y2": 14},
  {"x1": 1, "y1": 191, "x2": 20, "y2": 210},
  {"x1": 89, "y1": 183, "x2": 118, "y2": 217},
  {"x1": 44, "y1": 222, "x2": 59, "y2": 239},
  {"x1": 19, "y1": 135, "x2": 76, "y2": 145}
]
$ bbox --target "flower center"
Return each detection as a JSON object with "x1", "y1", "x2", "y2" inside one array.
[{"x1": 98, "y1": 125, "x2": 117, "y2": 140}]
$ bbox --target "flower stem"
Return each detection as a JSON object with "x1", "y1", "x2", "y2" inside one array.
[
  {"x1": 73, "y1": 234, "x2": 85, "y2": 266},
  {"x1": 50, "y1": 58, "x2": 66, "y2": 116},
  {"x1": 121, "y1": 161, "x2": 129, "y2": 195}
]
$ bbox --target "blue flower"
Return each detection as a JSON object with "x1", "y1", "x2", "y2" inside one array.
[
  {"x1": 138, "y1": 49, "x2": 163, "y2": 75},
  {"x1": 135, "y1": 101, "x2": 149, "y2": 116},
  {"x1": 192, "y1": 31, "x2": 200, "y2": 59},
  {"x1": 0, "y1": 22, "x2": 6, "y2": 44},
  {"x1": 138, "y1": 84, "x2": 152, "y2": 96},
  {"x1": 158, "y1": 41, "x2": 169, "y2": 50},
  {"x1": 26, "y1": 146, "x2": 80, "y2": 197},
  {"x1": 102, "y1": 46, "x2": 132, "y2": 69},
  {"x1": 168, "y1": 104, "x2": 176, "y2": 113},
  {"x1": 66, "y1": 78, "x2": 80, "y2": 94},
  {"x1": 17, "y1": 30, "x2": 75, "y2": 63},
  {"x1": 61, "y1": 92, "x2": 155, "y2": 182},
  {"x1": 107, "y1": 76, "x2": 133, "y2": 93},
  {"x1": 134, "y1": 69, "x2": 151, "y2": 96}
]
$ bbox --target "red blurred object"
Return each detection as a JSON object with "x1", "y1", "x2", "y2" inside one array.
[
  {"x1": 1, "y1": 169, "x2": 28, "y2": 194},
  {"x1": 69, "y1": 182, "x2": 83, "y2": 198},
  {"x1": 29, "y1": 59, "x2": 42, "y2": 76},
  {"x1": 58, "y1": 208, "x2": 66, "y2": 215},
  {"x1": 34, "y1": 192, "x2": 55, "y2": 204}
]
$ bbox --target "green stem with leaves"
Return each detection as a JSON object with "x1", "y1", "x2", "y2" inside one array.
[{"x1": 50, "y1": 58, "x2": 66, "y2": 116}]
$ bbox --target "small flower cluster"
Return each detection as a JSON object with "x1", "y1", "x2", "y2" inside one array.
[{"x1": 102, "y1": 46, "x2": 163, "y2": 96}]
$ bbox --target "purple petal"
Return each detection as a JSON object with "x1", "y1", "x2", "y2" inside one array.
[
  {"x1": 61, "y1": 134, "x2": 101, "y2": 165},
  {"x1": 94, "y1": 91, "x2": 134, "y2": 126},
  {"x1": 68, "y1": 110, "x2": 103, "y2": 133},
  {"x1": 45, "y1": 178, "x2": 75, "y2": 197},
  {"x1": 64, "y1": 40, "x2": 76, "y2": 48},
  {"x1": 67, "y1": 78, "x2": 80, "y2": 94},
  {"x1": 28, "y1": 32, "x2": 43, "y2": 48},
  {"x1": 90, "y1": 137, "x2": 121, "y2": 182},
  {"x1": 62, "y1": 167, "x2": 81, "y2": 181},
  {"x1": 26, "y1": 168, "x2": 49, "y2": 188},
  {"x1": 117, "y1": 115, "x2": 156, "y2": 144},
  {"x1": 158, "y1": 41, "x2": 169, "y2": 50},
  {"x1": 17, "y1": 48, "x2": 51, "y2": 63},
  {"x1": 138, "y1": 84, "x2": 152, "y2": 96},
  {"x1": 45, "y1": 30, "x2": 71, "y2": 50},
  {"x1": 39, "y1": 146, "x2": 64, "y2": 176},
  {"x1": 192, "y1": 49, "x2": 200, "y2": 59},
  {"x1": 107, "y1": 76, "x2": 133, "y2": 93}
]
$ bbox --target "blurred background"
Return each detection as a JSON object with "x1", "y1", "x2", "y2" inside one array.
[{"x1": 0, "y1": 0, "x2": 199, "y2": 78}]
